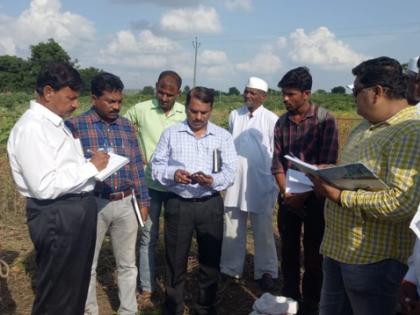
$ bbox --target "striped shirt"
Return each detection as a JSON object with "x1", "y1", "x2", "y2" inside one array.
[
  {"x1": 151, "y1": 120, "x2": 237, "y2": 198},
  {"x1": 271, "y1": 104, "x2": 339, "y2": 175},
  {"x1": 66, "y1": 108, "x2": 150, "y2": 208},
  {"x1": 321, "y1": 106, "x2": 420, "y2": 264}
]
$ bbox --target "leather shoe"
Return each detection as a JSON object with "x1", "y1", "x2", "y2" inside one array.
[{"x1": 257, "y1": 273, "x2": 275, "y2": 291}]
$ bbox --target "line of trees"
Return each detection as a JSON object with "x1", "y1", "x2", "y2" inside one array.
[{"x1": 0, "y1": 39, "x2": 101, "y2": 94}]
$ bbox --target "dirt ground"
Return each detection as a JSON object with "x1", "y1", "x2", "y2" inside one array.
[{"x1": 0, "y1": 206, "x2": 282, "y2": 315}]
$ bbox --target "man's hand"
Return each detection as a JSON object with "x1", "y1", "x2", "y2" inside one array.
[
  {"x1": 283, "y1": 192, "x2": 310, "y2": 218},
  {"x1": 139, "y1": 206, "x2": 149, "y2": 223},
  {"x1": 90, "y1": 150, "x2": 110, "y2": 171},
  {"x1": 400, "y1": 281, "x2": 419, "y2": 314},
  {"x1": 309, "y1": 175, "x2": 341, "y2": 204},
  {"x1": 191, "y1": 171, "x2": 214, "y2": 187},
  {"x1": 174, "y1": 169, "x2": 192, "y2": 184}
]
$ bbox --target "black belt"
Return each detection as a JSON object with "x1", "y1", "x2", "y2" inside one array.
[
  {"x1": 170, "y1": 192, "x2": 220, "y2": 203},
  {"x1": 94, "y1": 188, "x2": 132, "y2": 201},
  {"x1": 28, "y1": 191, "x2": 94, "y2": 203}
]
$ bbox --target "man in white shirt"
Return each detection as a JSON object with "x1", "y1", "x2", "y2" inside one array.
[
  {"x1": 221, "y1": 76, "x2": 279, "y2": 291},
  {"x1": 7, "y1": 62, "x2": 109, "y2": 315}
]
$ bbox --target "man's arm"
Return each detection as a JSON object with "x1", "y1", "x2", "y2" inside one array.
[
  {"x1": 340, "y1": 131, "x2": 420, "y2": 221},
  {"x1": 151, "y1": 129, "x2": 179, "y2": 186},
  {"x1": 318, "y1": 113, "x2": 339, "y2": 165},
  {"x1": 8, "y1": 123, "x2": 101, "y2": 199},
  {"x1": 128, "y1": 124, "x2": 150, "y2": 211},
  {"x1": 210, "y1": 133, "x2": 237, "y2": 191}
]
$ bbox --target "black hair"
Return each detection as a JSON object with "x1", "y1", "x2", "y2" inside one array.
[
  {"x1": 352, "y1": 56, "x2": 407, "y2": 99},
  {"x1": 277, "y1": 67, "x2": 312, "y2": 91},
  {"x1": 35, "y1": 61, "x2": 83, "y2": 95},
  {"x1": 157, "y1": 70, "x2": 182, "y2": 89},
  {"x1": 186, "y1": 86, "x2": 214, "y2": 107},
  {"x1": 91, "y1": 72, "x2": 124, "y2": 97}
]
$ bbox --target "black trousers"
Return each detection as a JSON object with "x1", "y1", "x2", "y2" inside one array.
[
  {"x1": 277, "y1": 192, "x2": 325, "y2": 311},
  {"x1": 163, "y1": 193, "x2": 224, "y2": 315},
  {"x1": 26, "y1": 193, "x2": 97, "y2": 315}
]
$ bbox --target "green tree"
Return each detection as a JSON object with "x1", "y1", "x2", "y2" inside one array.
[
  {"x1": 331, "y1": 86, "x2": 346, "y2": 94},
  {"x1": 183, "y1": 85, "x2": 190, "y2": 95},
  {"x1": 0, "y1": 55, "x2": 29, "y2": 92},
  {"x1": 142, "y1": 86, "x2": 154, "y2": 95},
  {"x1": 78, "y1": 67, "x2": 102, "y2": 94},
  {"x1": 228, "y1": 87, "x2": 240, "y2": 96}
]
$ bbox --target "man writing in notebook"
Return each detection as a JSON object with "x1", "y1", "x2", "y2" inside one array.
[{"x1": 66, "y1": 72, "x2": 150, "y2": 315}]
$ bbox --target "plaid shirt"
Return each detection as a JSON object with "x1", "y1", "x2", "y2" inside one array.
[
  {"x1": 271, "y1": 104, "x2": 339, "y2": 175},
  {"x1": 66, "y1": 108, "x2": 150, "y2": 208},
  {"x1": 321, "y1": 106, "x2": 420, "y2": 264}
]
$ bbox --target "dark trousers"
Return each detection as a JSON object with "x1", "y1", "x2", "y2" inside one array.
[
  {"x1": 163, "y1": 193, "x2": 224, "y2": 315},
  {"x1": 26, "y1": 193, "x2": 97, "y2": 315},
  {"x1": 278, "y1": 192, "x2": 325, "y2": 311}
]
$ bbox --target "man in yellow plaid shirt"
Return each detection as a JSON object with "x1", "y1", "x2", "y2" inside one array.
[{"x1": 311, "y1": 56, "x2": 420, "y2": 315}]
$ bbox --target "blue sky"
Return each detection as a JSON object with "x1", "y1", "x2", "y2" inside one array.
[{"x1": 0, "y1": 0, "x2": 419, "y2": 92}]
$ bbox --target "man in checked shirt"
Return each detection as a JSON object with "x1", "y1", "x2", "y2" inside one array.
[
  {"x1": 271, "y1": 67, "x2": 339, "y2": 315},
  {"x1": 311, "y1": 57, "x2": 420, "y2": 315},
  {"x1": 66, "y1": 72, "x2": 150, "y2": 315}
]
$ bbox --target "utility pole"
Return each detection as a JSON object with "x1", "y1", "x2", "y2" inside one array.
[{"x1": 192, "y1": 36, "x2": 200, "y2": 87}]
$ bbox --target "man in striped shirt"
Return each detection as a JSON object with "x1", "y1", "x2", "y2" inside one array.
[
  {"x1": 311, "y1": 57, "x2": 420, "y2": 315},
  {"x1": 66, "y1": 72, "x2": 150, "y2": 315}
]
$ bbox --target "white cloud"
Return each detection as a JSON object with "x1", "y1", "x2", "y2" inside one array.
[
  {"x1": 100, "y1": 30, "x2": 182, "y2": 68},
  {"x1": 0, "y1": 0, "x2": 95, "y2": 56},
  {"x1": 160, "y1": 5, "x2": 221, "y2": 34},
  {"x1": 276, "y1": 36, "x2": 287, "y2": 49},
  {"x1": 236, "y1": 49, "x2": 282, "y2": 74},
  {"x1": 288, "y1": 27, "x2": 366, "y2": 69},
  {"x1": 200, "y1": 50, "x2": 228, "y2": 65},
  {"x1": 224, "y1": 0, "x2": 252, "y2": 11}
]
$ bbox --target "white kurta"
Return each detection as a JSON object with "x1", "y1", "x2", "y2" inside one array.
[{"x1": 224, "y1": 105, "x2": 279, "y2": 213}]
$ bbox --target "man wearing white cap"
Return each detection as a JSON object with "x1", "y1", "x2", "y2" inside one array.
[
  {"x1": 221, "y1": 76, "x2": 279, "y2": 291},
  {"x1": 406, "y1": 56, "x2": 420, "y2": 107}
]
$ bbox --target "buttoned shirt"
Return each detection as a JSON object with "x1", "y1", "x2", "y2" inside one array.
[
  {"x1": 66, "y1": 108, "x2": 150, "y2": 208},
  {"x1": 271, "y1": 104, "x2": 338, "y2": 176},
  {"x1": 321, "y1": 106, "x2": 420, "y2": 264},
  {"x1": 151, "y1": 120, "x2": 237, "y2": 198},
  {"x1": 7, "y1": 100, "x2": 98, "y2": 199},
  {"x1": 224, "y1": 105, "x2": 279, "y2": 213},
  {"x1": 124, "y1": 99, "x2": 186, "y2": 191}
]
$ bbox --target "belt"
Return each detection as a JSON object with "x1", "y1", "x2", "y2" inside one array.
[
  {"x1": 94, "y1": 188, "x2": 132, "y2": 201},
  {"x1": 171, "y1": 192, "x2": 220, "y2": 203}
]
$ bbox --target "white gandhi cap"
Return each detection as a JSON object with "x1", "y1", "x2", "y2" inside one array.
[{"x1": 246, "y1": 76, "x2": 268, "y2": 92}]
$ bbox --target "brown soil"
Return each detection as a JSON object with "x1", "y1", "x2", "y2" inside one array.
[{"x1": 1, "y1": 206, "x2": 282, "y2": 315}]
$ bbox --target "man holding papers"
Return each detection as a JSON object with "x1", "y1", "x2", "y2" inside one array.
[
  {"x1": 271, "y1": 67, "x2": 338, "y2": 315},
  {"x1": 7, "y1": 62, "x2": 109, "y2": 315},
  {"x1": 66, "y1": 72, "x2": 150, "y2": 315},
  {"x1": 311, "y1": 57, "x2": 420, "y2": 315}
]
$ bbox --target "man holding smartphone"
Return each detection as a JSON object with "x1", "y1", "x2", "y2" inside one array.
[{"x1": 151, "y1": 87, "x2": 237, "y2": 315}]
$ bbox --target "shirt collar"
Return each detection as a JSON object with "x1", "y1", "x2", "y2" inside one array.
[
  {"x1": 86, "y1": 107, "x2": 123, "y2": 125},
  {"x1": 30, "y1": 100, "x2": 63, "y2": 127},
  {"x1": 247, "y1": 104, "x2": 264, "y2": 118},
  {"x1": 369, "y1": 106, "x2": 418, "y2": 130},
  {"x1": 179, "y1": 120, "x2": 217, "y2": 136},
  {"x1": 152, "y1": 98, "x2": 184, "y2": 116}
]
